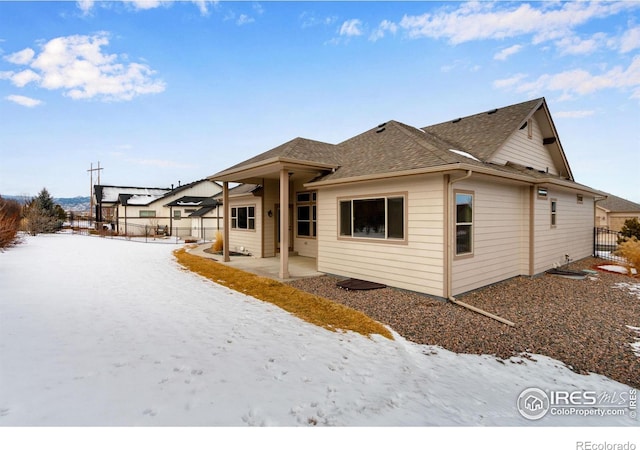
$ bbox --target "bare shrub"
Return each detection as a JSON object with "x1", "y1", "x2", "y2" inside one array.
[
  {"x1": 615, "y1": 237, "x2": 640, "y2": 275},
  {"x1": 0, "y1": 196, "x2": 22, "y2": 250},
  {"x1": 211, "y1": 230, "x2": 223, "y2": 252}
]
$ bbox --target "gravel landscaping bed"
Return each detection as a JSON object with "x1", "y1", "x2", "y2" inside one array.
[{"x1": 288, "y1": 257, "x2": 640, "y2": 388}]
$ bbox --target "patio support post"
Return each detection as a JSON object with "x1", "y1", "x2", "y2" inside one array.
[
  {"x1": 279, "y1": 168, "x2": 290, "y2": 279},
  {"x1": 223, "y1": 181, "x2": 230, "y2": 262}
]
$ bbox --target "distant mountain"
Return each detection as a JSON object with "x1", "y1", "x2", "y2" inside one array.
[
  {"x1": 1, "y1": 195, "x2": 92, "y2": 212},
  {"x1": 55, "y1": 197, "x2": 92, "y2": 212}
]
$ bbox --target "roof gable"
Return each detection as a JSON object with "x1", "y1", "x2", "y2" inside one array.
[{"x1": 421, "y1": 98, "x2": 543, "y2": 161}]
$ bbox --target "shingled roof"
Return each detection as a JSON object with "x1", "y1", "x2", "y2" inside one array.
[
  {"x1": 221, "y1": 137, "x2": 341, "y2": 173},
  {"x1": 597, "y1": 193, "x2": 640, "y2": 212},
  {"x1": 421, "y1": 98, "x2": 543, "y2": 161}
]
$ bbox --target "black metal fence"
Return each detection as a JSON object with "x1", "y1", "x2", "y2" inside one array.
[
  {"x1": 65, "y1": 217, "x2": 221, "y2": 244},
  {"x1": 594, "y1": 227, "x2": 625, "y2": 263}
]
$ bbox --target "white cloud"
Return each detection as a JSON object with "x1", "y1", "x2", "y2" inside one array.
[
  {"x1": 236, "y1": 14, "x2": 254, "y2": 26},
  {"x1": 370, "y1": 20, "x2": 398, "y2": 42},
  {"x1": 399, "y1": 2, "x2": 639, "y2": 45},
  {"x1": 0, "y1": 33, "x2": 165, "y2": 102},
  {"x1": 494, "y1": 56, "x2": 640, "y2": 100},
  {"x1": 340, "y1": 19, "x2": 363, "y2": 37},
  {"x1": 76, "y1": 0, "x2": 218, "y2": 15},
  {"x1": 493, "y1": 44, "x2": 523, "y2": 61},
  {"x1": 4, "y1": 48, "x2": 35, "y2": 65},
  {"x1": 554, "y1": 110, "x2": 595, "y2": 119},
  {"x1": 5, "y1": 94, "x2": 42, "y2": 108},
  {"x1": 555, "y1": 32, "x2": 607, "y2": 55},
  {"x1": 300, "y1": 12, "x2": 338, "y2": 29},
  {"x1": 619, "y1": 26, "x2": 640, "y2": 53}
]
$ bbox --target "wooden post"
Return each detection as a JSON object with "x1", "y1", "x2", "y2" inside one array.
[
  {"x1": 223, "y1": 182, "x2": 230, "y2": 262},
  {"x1": 279, "y1": 168, "x2": 290, "y2": 279}
]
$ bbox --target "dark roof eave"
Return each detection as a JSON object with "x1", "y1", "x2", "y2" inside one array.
[{"x1": 209, "y1": 156, "x2": 339, "y2": 182}]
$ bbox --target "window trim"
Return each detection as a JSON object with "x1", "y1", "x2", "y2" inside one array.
[
  {"x1": 454, "y1": 189, "x2": 474, "y2": 259},
  {"x1": 296, "y1": 191, "x2": 317, "y2": 239},
  {"x1": 337, "y1": 192, "x2": 408, "y2": 244},
  {"x1": 537, "y1": 187, "x2": 548, "y2": 200},
  {"x1": 139, "y1": 210, "x2": 156, "y2": 218},
  {"x1": 230, "y1": 205, "x2": 256, "y2": 231},
  {"x1": 550, "y1": 198, "x2": 557, "y2": 228}
]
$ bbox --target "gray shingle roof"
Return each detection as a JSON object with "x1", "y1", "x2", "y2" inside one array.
[
  {"x1": 222, "y1": 137, "x2": 340, "y2": 173},
  {"x1": 598, "y1": 193, "x2": 640, "y2": 212},
  {"x1": 421, "y1": 98, "x2": 543, "y2": 161}
]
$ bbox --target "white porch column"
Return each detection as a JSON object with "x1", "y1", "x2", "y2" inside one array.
[
  {"x1": 223, "y1": 181, "x2": 230, "y2": 262},
  {"x1": 279, "y1": 168, "x2": 290, "y2": 279}
]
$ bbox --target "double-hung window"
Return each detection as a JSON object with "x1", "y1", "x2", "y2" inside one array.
[
  {"x1": 455, "y1": 191, "x2": 473, "y2": 256},
  {"x1": 296, "y1": 192, "x2": 316, "y2": 238},
  {"x1": 339, "y1": 194, "x2": 405, "y2": 241},
  {"x1": 231, "y1": 206, "x2": 255, "y2": 230}
]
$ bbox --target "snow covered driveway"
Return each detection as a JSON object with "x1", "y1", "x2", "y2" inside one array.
[{"x1": 0, "y1": 234, "x2": 636, "y2": 426}]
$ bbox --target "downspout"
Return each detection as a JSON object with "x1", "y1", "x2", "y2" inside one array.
[
  {"x1": 445, "y1": 170, "x2": 472, "y2": 299},
  {"x1": 445, "y1": 169, "x2": 515, "y2": 327},
  {"x1": 169, "y1": 206, "x2": 173, "y2": 236}
]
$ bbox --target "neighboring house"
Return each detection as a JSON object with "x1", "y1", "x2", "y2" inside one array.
[
  {"x1": 209, "y1": 98, "x2": 604, "y2": 298},
  {"x1": 94, "y1": 185, "x2": 171, "y2": 226},
  {"x1": 96, "y1": 179, "x2": 222, "y2": 237},
  {"x1": 595, "y1": 193, "x2": 640, "y2": 231}
]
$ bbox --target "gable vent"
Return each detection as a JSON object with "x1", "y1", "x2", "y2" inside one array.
[
  {"x1": 519, "y1": 122, "x2": 528, "y2": 130},
  {"x1": 543, "y1": 137, "x2": 556, "y2": 145},
  {"x1": 487, "y1": 108, "x2": 498, "y2": 115}
]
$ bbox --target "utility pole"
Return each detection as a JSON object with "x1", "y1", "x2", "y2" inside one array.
[{"x1": 87, "y1": 161, "x2": 103, "y2": 226}]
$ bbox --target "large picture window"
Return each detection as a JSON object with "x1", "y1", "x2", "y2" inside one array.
[
  {"x1": 139, "y1": 210, "x2": 156, "y2": 218},
  {"x1": 455, "y1": 191, "x2": 473, "y2": 255},
  {"x1": 296, "y1": 192, "x2": 316, "y2": 238},
  {"x1": 339, "y1": 195, "x2": 405, "y2": 241},
  {"x1": 231, "y1": 206, "x2": 255, "y2": 230}
]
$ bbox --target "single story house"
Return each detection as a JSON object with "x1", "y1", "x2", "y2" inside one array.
[
  {"x1": 595, "y1": 193, "x2": 640, "y2": 231},
  {"x1": 96, "y1": 179, "x2": 222, "y2": 238},
  {"x1": 209, "y1": 98, "x2": 604, "y2": 298}
]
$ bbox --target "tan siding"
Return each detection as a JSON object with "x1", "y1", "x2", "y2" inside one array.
[
  {"x1": 317, "y1": 175, "x2": 445, "y2": 297},
  {"x1": 533, "y1": 191, "x2": 594, "y2": 273},
  {"x1": 263, "y1": 179, "x2": 279, "y2": 257},
  {"x1": 451, "y1": 179, "x2": 529, "y2": 295},
  {"x1": 228, "y1": 197, "x2": 262, "y2": 256},
  {"x1": 490, "y1": 117, "x2": 558, "y2": 174}
]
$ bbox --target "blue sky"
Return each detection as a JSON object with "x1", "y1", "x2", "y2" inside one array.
[{"x1": 0, "y1": 1, "x2": 639, "y2": 202}]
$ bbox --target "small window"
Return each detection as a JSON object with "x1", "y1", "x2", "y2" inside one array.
[
  {"x1": 139, "y1": 210, "x2": 156, "y2": 218},
  {"x1": 173, "y1": 210, "x2": 181, "y2": 220},
  {"x1": 537, "y1": 187, "x2": 548, "y2": 199},
  {"x1": 577, "y1": 194, "x2": 583, "y2": 204},
  {"x1": 455, "y1": 192, "x2": 473, "y2": 255},
  {"x1": 231, "y1": 206, "x2": 255, "y2": 230},
  {"x1": 551, "y1": 199, "x2": 557, "y2": 227},
  {"x1": 184, "y1": 209, "x2": 196, "y2": 214},
  {"x1": 339, "y1": 195, "x2": 405, "y2": 241}
]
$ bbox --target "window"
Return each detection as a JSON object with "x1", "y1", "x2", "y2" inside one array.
[
  {"x1": 339, "y1": 195, "x2": 405, "y2": 240},
  {"x1": 184, "y1": 209, "x2": 196, "y2": 214},
  {"x1": 139, "y1": 210, "x2": 156, "y2": 218},
  {"x1": 173, "y1": 210, "x2": 181, "y2": 220},
  {"x1": 537, "y1": 187, "x2": 548, "y2": 199},
  {"x1": 231, "y1": 206, "x2": 255, "y2": 230},
  {"x1": 576, "y1": 194, "x2": 583, "y2": 204},
  {"x1": 296, "y1": 191, "x2": 316, "y2": 238},
  {"x1": 455, "y1": 192, "x2": 473, "y2": 255},
  {"x1": 550, "y1": 199, "x2": 557, "y2": 227}
]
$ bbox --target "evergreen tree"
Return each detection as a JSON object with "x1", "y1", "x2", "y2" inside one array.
[
  {"x1": 24, "y1": 188, "x2": 63, "y2": 235},
  {"x1": 620, "y1": 218, "x2": 640, "y2": 240}
]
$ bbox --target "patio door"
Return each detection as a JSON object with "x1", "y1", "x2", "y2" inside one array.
[{"x1": 275, "y1": 204, "x2": 293, "y2": 253}]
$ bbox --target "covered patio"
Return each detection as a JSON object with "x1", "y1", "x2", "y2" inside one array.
[{"x1": 188, "y1": 243, "x2": 322, "y2": 281}]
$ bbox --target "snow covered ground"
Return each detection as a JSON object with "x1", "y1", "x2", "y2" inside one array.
[{"x1": 1, "y1": 234, "x2": 637, "y2": 447}]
